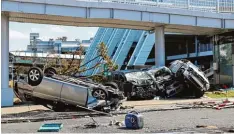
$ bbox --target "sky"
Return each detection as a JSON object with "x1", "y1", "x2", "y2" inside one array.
[{"x1": 9, "y1": 22, "x2": 98, "y2": 51}]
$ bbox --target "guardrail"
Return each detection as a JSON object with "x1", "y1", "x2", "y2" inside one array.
[{"x1": 78, "y1": 0, "x2": 234, "y2": 13}]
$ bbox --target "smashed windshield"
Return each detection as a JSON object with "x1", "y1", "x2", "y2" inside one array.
[{"x1": 125, "y1": 71, "x2": 151, "y2": 81}]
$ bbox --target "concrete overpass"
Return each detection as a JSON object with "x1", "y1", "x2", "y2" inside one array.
[
  {"x1": 1, "y1": 0, "x2": 234, "y2": 106},
  {"x1": 2, "y1": 0, "x2": 234, "y2": 34}
]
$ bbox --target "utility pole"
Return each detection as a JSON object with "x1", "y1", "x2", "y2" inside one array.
[
  {"x1": 32, "y1": 37, "x2": 37, "y2": 61},
  {"x1": 30, "y1": 33, "x2": 39, "y2": 64}
]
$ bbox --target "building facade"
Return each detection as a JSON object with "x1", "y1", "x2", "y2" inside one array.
[
  {"x1": 212, "y1": 31, "x2": 234, "y2": 86},
  {"x1": 82, "y1": 28, "x2": 214, "y2": 76},
  {"x1": 27, "y1": 33, "x2": 92, "y2": 54}
]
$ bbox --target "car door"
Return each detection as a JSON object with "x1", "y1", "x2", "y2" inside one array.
[
  {"x1": 33, "y1": 77, "x2": 63, "y2": 102},
  {"x1": 60, "y1": 81, "x2": 88, "y2": 107},
  {"x1": 112, "y1": 73, "x2": 120, "y2": 86}
]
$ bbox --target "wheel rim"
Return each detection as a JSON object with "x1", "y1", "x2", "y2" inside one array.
[
  {"x1": 29, "y1": 69, "x2": 40, "y2": 81},
  {"x1": 93, "y1": 90, "x2": 106, "y2": 100}
]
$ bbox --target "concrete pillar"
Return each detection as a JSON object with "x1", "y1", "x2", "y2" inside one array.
[
  {"x1": 186, "y1": 39, "x2": 189, "y2": 58},
  {"x1": 195, "y1": 36, "x2": 198, "y2": 65},
  {"x1": 155, "y1": 27, "x2": 165, "y2": 67},
  {"x1": 1, "y1": 14, "x2": 13, "y2": 107}
]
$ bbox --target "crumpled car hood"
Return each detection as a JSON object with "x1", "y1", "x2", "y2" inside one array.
[{"x1": 128, "y1": 78, "x2": 154, "y2": 86}]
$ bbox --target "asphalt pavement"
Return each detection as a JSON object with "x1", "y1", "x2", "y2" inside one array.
[{"x1": 2, "y1": 108, "x2": 234, "y2": 133}]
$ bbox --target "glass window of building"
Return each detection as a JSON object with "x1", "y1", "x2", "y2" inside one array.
[{"x1": 212, "y1": 31, "x2": 234, "y2": 85}]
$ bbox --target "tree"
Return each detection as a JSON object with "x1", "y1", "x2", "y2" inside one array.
[
  {"x1": 13, "y1": 42, "x2": 117, "y2": 83},
  {"x1": 43, "y1": 42, "x2": 117, "y2": 81}
]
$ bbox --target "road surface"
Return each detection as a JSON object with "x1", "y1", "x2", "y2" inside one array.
[{"x1": 2, "y1": 108, "x2": 234, "y2": 133}]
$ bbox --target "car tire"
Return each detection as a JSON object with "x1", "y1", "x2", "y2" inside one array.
[
  {"x1": 52, "y1": 103, "x2": 65, "y2": 112},
  {"x1": 194, "y1": 89, "x2": 205, "y2": 98},
  {"x1": 104, "y1": 82, "x2": 119, "y2": 89},
  {"x1": 28, "y1": 67, "x2": 43, "y2": 86},
  {"x1": 92, "y1": 88, "x2": 108, "y2": 100},
  {"x1": 44, "y1": 67, "x2": 57, "y2": 77}
]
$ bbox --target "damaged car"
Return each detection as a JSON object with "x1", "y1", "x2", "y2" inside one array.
[
  {"x1": 145, "y1": 60, "x2": 210, "y2": 98},
  {"x1": 106, "y1": 70, "x2": 157, "y2": 100},
  {"x1": 105, "y1": 59, "x2": 210, "y2": 99},
  {"x1": 168, "y1": 59, "x2": 210, "y2": 98},
  {"x1": 146, "y1": 66, "x2": 184, "y2": 98},
  {"x1": 14, "y1": 67, "x2": 125, "y2": 112}
]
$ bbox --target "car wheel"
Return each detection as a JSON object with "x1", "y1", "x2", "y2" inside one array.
[
  {"x1": 28, "y1": 67, "x2": 43, "y2": 86},
  {"x1": 194, "y1": 89, "x2": 205, "y2": 98},
  {"x1": 92, "y1": 88, "x2": 108, "y2": 100},
  {"x1": 44, "y1": 67, "x2": 57, "y2": 77},
  {"x1": 52, "y1": 105, "x2": 64, "y2": 112}
]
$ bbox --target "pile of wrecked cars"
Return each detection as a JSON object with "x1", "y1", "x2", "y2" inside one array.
[
  {"x1": 104, "y1": 59, "x2": 210, "y2": 99},
  {"x1": 13, "y1": 59, "x2": 210, "y2": 112},
  {"x1": 14, "y1": 67, "x2": 125, "y2": 112}
]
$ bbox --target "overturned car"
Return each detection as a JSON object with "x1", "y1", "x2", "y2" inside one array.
[
  {"x1": 168, "y1": 59, "x2": 210, "y2": 98},
  {"x1": 14, "y1": 67, "x2": 125, "y2": 112}
]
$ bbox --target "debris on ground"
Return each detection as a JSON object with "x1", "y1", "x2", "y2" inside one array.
[
  {"x1": 119, "y1": 106, "x2": 134, "y2": 110},
  {"x1": 38, "y1": 123, "x2": 63, "y2": 132},
  {"x1": 13, "y1": 98, "x2": 22, "y2": 104},
  {"x1": 193, "y1": 99, "x2": 234, "y2": 110},
  {"x1": 109, "y1": 119, "x2": 124, "y2": 127},
  {"x1": 84, "y1": 123, "x2": 99, "y2": 129},
  {"x1": 196, "y1": 125, "x2": 218, "y2": 129},
  {"x1": 84, "y1": 117, "x2": 99, "y2": 129},
  {"x1": 177, "y1": 99, "x2": 234, "y2": 110}
]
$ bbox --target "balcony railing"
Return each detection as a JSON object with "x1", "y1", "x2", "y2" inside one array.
[
  {"x1": 77, "y1": 0, "x2": 234, "y2": 13},
  {"x1": 199, "y1": 43, "x2": 213, "y2": 52}
]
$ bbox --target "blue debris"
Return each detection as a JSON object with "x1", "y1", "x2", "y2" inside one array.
[{"x1": 38, "y1": 123, "x2": 63, "y2": 132}]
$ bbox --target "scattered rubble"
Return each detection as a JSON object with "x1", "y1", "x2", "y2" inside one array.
[
  {"x1": 109, "y1": 119, "x2": 124, "y2": 127},
  {"x1": 84, "y1": 117, "x2": 99, "y2": 129},
  {"x1": 176, "y1": 99, "x2": 234, "y2": 110},
  {"x1": 196, "y1": 125, "x2": 218, "y2": 129},
  {"x1": 84, "y1": 123, "x2": 99, "y2": 129}
]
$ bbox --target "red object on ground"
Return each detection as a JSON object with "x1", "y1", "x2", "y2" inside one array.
[
  {"x1": 222, "y1": 85, "x2": 228, "y2": 89},
  {"x1": 223, "y1": 100, "x2": 230, "y2": 103},
  {"x1": 218, "y1": 104, "x2": 226, "y2": 107},
  {"x1": 208, "y1": 102, "x2": 216, "y2": 104}
]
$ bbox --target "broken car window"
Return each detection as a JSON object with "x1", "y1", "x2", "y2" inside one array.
[{"x1": 125, "y1": 72, "x2": 152, "y2": 81}]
